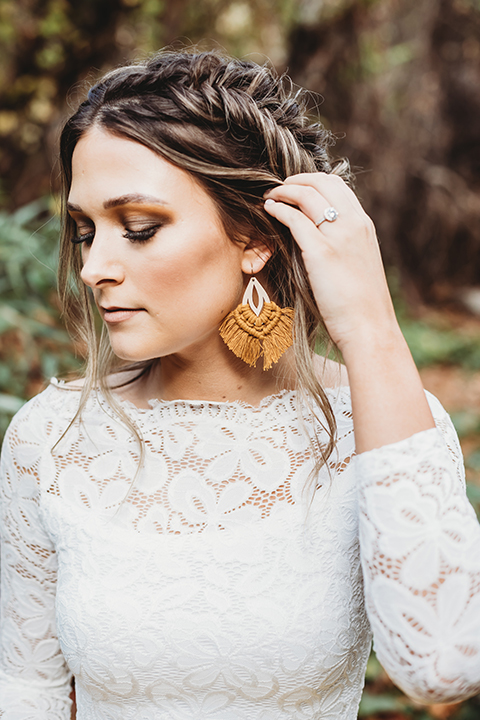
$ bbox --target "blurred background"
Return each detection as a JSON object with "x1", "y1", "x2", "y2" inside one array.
[{"x1": 0, "y1": 0, "x2": 480, "y2": 717}]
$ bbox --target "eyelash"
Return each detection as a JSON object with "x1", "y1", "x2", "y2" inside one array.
[{"x1": 70, "y1": 225, "x2": 160, "y2": 246}]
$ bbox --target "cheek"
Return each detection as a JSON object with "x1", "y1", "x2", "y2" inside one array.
[{"x1": 140, "y1": 234, "x2": 242, "y2": 306}]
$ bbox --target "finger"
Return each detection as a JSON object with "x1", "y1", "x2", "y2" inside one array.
[
  {"x1": 285, "y1": 172, "x2": 362, "y2": 211},
  {"x1": 265, "y1": 182, "x2": 357, "y2": 232},
  {"x1": 275, "y1": 172, "x2": 366, "y2": 219},
  {"x1": 264, "y1": 198, "x2": 333, "y2": 255}
]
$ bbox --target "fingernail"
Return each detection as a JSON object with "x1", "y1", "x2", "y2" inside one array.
[{"x1": 264, "y1": 198, "x2": 275, "y2": 206}]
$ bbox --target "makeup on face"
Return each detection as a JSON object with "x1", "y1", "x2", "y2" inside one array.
[{"x1": 68, "y1": 127, "x2": 247, "y2": 363}]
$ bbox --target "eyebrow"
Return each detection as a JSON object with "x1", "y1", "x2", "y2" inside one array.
[{"x1": 66, "y1": 193, "x2": 169, "y2": 213}]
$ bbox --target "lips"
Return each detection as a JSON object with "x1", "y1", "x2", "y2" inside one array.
[
  {"x1": 102, "y1": 306, "x2": 137, "y2": 312},
  {"x1": 101, "y1": 306, "x2": 144, "y2": 324}
]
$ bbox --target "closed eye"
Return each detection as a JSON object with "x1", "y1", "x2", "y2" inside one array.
[
  {"x1": 71, "y1": 230, "x2": 95, "y2": 245},
  {"x1": 70, "y1": 225, "x2": 161, "y2": 246},
  {"x1": 123, "y1": 225, "x2": 161, "y2": 243}
]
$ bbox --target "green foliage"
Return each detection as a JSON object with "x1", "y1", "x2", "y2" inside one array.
[
  {"x1": 388, "y1": 269, "x2": 480, "y2": 370},
  {"x1": 399, "y1": 319, "x2": 480, "y2": 370},
  {"x1": 0, "y1": 198, "x2": 58, "y2": 301},
  {"x1": 359, "y1": 692, "x2": 408, "y2": 715},
  {"x1": 450, "y1": 411, "x2": 480, "y2": 439},
  {"x1": 0, "y1": 198, "x2": 80, "y2": 438}
]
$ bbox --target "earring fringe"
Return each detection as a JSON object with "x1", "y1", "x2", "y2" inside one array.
[{"x1": 219, "y1": 292, "x2": 294, "y2": 371}]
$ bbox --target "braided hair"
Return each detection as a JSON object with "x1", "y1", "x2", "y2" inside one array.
[{"x1": 58, "y1": 49, "x2": 349, "y2": 470}]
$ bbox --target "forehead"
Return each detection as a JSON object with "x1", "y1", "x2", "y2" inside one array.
[{"x1": 68, "y1": 127, "x2": 212, "y2": 211}]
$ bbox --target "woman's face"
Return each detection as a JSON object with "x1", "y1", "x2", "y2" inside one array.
[{"x1": 68, "y1": 127, "x2": 250, "y2": 363}]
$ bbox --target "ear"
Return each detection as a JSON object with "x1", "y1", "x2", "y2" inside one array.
[{"x1": 240, "y1": 239, "x2": 273, "y2": 275}]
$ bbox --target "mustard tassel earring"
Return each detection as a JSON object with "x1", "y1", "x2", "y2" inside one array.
[{"x1": 219, "y1": 276, "x2": 294, "y2": 371}]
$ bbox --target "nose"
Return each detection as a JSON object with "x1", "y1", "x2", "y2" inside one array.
[{"x1": 79, "y1": 233, "x2": 125, "y2": 289}]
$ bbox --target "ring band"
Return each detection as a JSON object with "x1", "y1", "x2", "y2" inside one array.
[{"x1": 315, "y1": 207, "x2": 339, "y2": 227}]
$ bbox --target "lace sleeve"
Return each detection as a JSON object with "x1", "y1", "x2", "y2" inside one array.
[
  {"x1": 357, "y1": 391, "x2": 480, "y2": 703},
  {"x1": 0, "y1": 398, "x2": 72, "y2": 719}
]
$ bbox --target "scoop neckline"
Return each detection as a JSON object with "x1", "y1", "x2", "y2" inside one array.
[{"x1": 50, "y1": 377, "x2": 351, "y2": 414}]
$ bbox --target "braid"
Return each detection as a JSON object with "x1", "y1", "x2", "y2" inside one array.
[{"x1": 72, "y1": 51, "x2": 336, "y2": 181}]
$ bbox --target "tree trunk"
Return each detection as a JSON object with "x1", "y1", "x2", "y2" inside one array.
[{"x1": 286, "y1": 0, "x2": 480, "y2": 303}]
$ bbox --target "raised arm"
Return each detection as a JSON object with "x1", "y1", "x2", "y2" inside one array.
[
  {"x1": 264, "y1": 172, "x2": 434, "y2": 452},
  {"x1": 0, "y1": 399, "x2": 72, "y2": 719},
  {"x1": 264, "y1": 174, "x2": 480, "y2": 701}
]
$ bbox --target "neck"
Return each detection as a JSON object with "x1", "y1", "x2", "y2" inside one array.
[{"x1": 118, "y1": 341, "x2": 296, "y2": 409}]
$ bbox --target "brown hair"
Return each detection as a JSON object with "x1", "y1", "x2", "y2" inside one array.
[{"x1": 58, "y1": 48, "x2": 350, "y2": 473}]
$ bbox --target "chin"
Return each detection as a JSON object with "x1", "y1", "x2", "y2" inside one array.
[{"x1": 110, "y1": 345, "x2": 161, "y2": 364}]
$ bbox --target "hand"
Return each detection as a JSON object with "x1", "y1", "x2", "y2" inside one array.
[
  {"x1": 265, "y1": 172, "x2": 435, "y2": 451},
  {"x1": 264, "y1": 173, "x2": 399, "y2": 355}
]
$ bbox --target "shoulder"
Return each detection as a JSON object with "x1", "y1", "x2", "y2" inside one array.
[
  {"x1": 313, "y1": 355, "x2": 349, "y2": 389},
  {"x1": 2, "y1": 381, "x2": 81, "y2": 455}
]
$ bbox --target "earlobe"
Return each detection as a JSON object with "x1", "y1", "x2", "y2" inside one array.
[{"x1": 241, "y1": 241, "x2": 273, "y2": 275}]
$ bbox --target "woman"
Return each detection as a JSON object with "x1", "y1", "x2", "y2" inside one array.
[{"x1": 1, "y1": 49, "x2": 480, "y2": 719}]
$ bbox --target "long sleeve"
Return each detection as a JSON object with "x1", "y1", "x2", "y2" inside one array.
[
  {"x1": 0, "y1": 401, "x2": 72, "y2": 719},
  {"x1": 357, "y1": 391, "x2": 480, "y2": 703}
]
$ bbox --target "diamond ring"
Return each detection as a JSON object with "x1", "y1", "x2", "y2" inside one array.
[{"x1": 315, "y1": 207, "x2": 339, "y2": 227}]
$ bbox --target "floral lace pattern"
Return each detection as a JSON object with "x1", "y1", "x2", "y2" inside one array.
[
  {"x1": 1, "y1": 383, "x2": 480, "y2": 719},
  {"x1": 358, "y1": 423, "x2": 480, "y2": 703}
]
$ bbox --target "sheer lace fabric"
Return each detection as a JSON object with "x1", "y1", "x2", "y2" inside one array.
[{"x1": 1, "y1": 383, "x2": 479, "y2": 719}]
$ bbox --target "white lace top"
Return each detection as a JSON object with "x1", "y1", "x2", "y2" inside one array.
[{"x1": 1, "y1": 381, "x2": 480, "y2": 720}]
